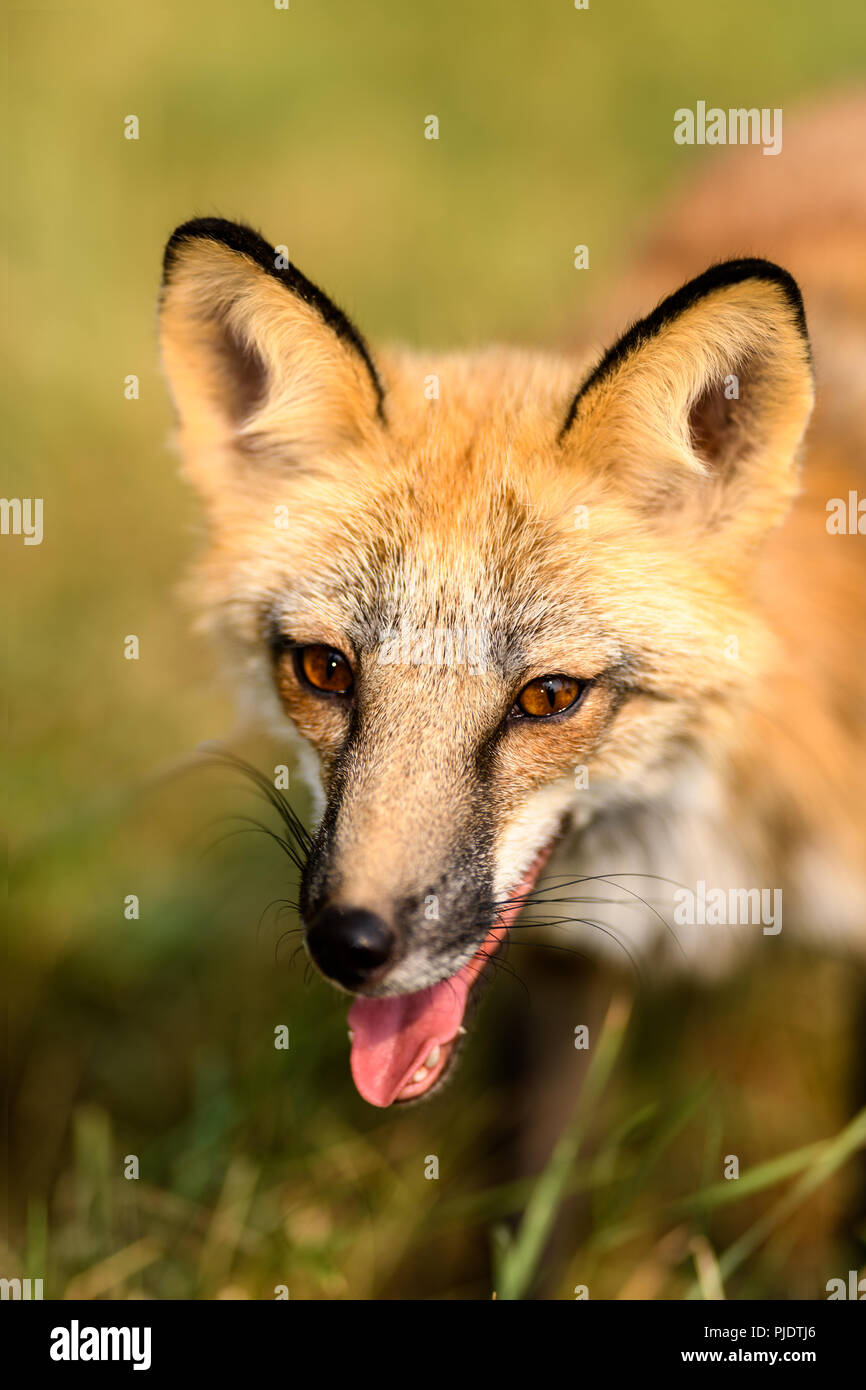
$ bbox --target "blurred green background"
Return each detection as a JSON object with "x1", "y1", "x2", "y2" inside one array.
[{"x1": 5, "y1": 0, "x2": 866, "y2": 1299}]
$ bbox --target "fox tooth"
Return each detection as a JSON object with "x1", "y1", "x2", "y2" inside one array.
[
  {"x1": 425, "y1": 1044, "x2": 441, "y2": 1069},
  {"x1": 412, "y1": 1068, "x2": 427, "y2": 1084},
  {"x1": 457, "y1": 1026, "x2": 467, "y2": 1036},
  {"x1": 347, "y1": 1030, "x2": 354, "y2": 1042}
]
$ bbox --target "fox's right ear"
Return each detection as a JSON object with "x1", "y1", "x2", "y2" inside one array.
[{"x1": 159, "y1": 218, "x2": 385, "y2": 485}]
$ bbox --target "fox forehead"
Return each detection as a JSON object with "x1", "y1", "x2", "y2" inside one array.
[
  {"x1": 267, "y1": 491, "x2": 624, "y2": 680},
  {"x1": 380, "y1": 346, "x2": 587, "y2": 442},
  {"x1": 199, "y1": 346, "x2": 665, "y2": 666}
]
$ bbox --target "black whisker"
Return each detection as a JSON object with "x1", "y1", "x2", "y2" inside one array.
[
  {"x1": 274, "y1": 926, "x2": 305, "y2": 965},
  {"x1": 487, "y1": 871, "x2": 687, "y2": 962},
  {"x1": 197, "y1": 744, "x2": 314, "y2": 861},
  {"x1": 472, "y1": 945, "x2": 530, "y2": 1000},
  {"x1": 203, "y1": 819, "x2": 305, "y2": 871}
]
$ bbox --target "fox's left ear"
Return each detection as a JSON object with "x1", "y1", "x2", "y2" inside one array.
[
  {"x1": 559, "y1": 259, "x2": 814, "y2": 541},
  {"x1": 159, "y1": 218, "x2": 385, "y2": 490}
]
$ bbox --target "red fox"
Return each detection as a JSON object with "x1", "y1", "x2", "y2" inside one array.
[{"x1": 159, "y1": 95, "x2": 866, "y2": 1110}]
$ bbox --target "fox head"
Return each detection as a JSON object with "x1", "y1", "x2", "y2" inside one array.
[{"x1": 159, "y1": 218, "x2": 813, "y2": 1106}]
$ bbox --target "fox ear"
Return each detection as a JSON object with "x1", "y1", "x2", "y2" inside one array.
[
  {"x1": 559, "y1": 259, "x2": 814, "y2": 539},
  {"x1": 159, "y1": 218, "x2": 385, "y2": 481}
]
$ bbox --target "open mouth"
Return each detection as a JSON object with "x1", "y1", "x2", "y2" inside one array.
[{"x1": 346, "y1": 837, "x2": 559, "y2": 1107}]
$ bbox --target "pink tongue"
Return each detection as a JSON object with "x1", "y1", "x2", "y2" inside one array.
[{"x1": 348, "y1": 930, "x2": 502, "y2": 1107}]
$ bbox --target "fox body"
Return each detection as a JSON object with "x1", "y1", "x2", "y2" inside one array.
[{"x1": 159, "y1": 102, "x2": 866, "y2": 1107}]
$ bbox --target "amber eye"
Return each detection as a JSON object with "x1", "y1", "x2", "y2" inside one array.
[
  {"x1": 514, "y1": 674, "x2": 584, "y2": 719},
  {"x1": 294, "y1": 644, "x2": 354, "y2": 696}
]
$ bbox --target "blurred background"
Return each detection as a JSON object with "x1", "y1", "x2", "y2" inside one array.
[{"x1": 5, "y1": 0, "x2": 866, "y2": 1299}]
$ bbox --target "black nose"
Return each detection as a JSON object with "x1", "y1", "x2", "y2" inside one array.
[{"x1": 305, "y1": 906, "x2": 396, "y2": 990}]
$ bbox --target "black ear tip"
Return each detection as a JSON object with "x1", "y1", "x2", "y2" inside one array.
[
  {"x1": 696, "y1": 257, "x2": 808, "y2": 339},
  {"x1": 161, "y1": 217, "x2": 274, "y2": 285}
]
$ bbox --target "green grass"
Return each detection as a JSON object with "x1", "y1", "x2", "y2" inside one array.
[
  {"x1": 4, "y1": 0, "x2": 866, "y2": 1299},
  {"x1": 5, "y1": 922, "x2": 864, "y2": 1298}
]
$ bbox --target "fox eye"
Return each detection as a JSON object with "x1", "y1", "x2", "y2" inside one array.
[
  {"x1": 294, "y1": 644, "x2": 354, "y2": 696},
  {"x1": 514, "y1": 674, "x2": 585, "y2": 719}
]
